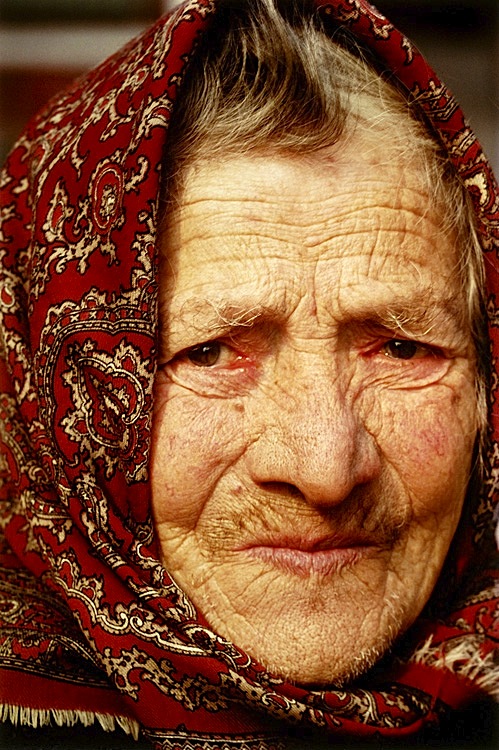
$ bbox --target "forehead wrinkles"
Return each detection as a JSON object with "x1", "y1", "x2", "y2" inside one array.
[
  {"x1": 164, "y1": 193, "x2": 460, "y2": 302},
  {"x1": 163, "y1": 167, "x2": 456, "y2": 301},
  {"x1": 166, "y1": 171, "x2": 440, "y2": 249},
  {"x1": 160, "y1": 150, "x2": 464, "y2": 322},
  {"x1": 162, "y1": 203, "x2": 454, "y2": 310}
]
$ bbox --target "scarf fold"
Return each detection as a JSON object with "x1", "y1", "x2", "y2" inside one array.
[{"x1": 0, "y1": 1, "x2": 497, "y2": 747}]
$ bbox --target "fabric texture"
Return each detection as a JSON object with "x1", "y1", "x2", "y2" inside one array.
[{"x1": 0, "y1": 1, "x2": 497, "y2": 748}]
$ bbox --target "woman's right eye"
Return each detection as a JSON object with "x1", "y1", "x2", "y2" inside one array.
[
  {"x1": 161, "y1": 338, "x2": 255, "y2": 398},
  {"x1": 187, "y1": 341, "x2": 222, "y2": 367},
  {"x1": 179, "y1": 340, "x2": 245, "y2": 370}
]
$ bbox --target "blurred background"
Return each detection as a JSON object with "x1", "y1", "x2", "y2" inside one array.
[{"x1": 1, "y1": 0, "x2": 498, "y2": 171}]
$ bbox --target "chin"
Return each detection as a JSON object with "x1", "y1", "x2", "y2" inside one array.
[
  {"x1": 206, "y1": 585, "x2": 409, "y2": 688},
  {"x1": 260, "y1": 643, "x2": 389, "y2": 688}
]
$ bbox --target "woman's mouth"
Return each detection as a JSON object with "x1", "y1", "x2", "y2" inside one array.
[{"x1": 241, "y1": 535, "x2": 381, "y2": 577}]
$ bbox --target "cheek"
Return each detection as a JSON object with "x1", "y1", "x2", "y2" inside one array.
[
  {"x1": 150, "y1": 385, "x2": 245, "y2": 528},
  {"x1": 366, "y1": 384, "x2": 476, "y2": 519},
  {"x1": 361, "y1": 384, "x2": 477, "y2": 614}
]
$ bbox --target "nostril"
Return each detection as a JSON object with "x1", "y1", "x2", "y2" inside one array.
[{"x1": 259, "y1": 481, "x2": 304, "y2": 500}]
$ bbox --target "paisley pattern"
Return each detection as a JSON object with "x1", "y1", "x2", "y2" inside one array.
[{"x1": 0, "y1": 1, "x2": 497, "y2": 748}]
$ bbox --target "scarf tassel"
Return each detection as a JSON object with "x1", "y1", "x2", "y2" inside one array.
[{"x1": 0, "y1": 703, "x2": 141, "y2": 739}]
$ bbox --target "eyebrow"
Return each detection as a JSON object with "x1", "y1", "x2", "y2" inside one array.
[
  {"x1": 176, "y1": 300, "x2": 273, "y2": 331},
  {"x1": 198, "y1": 301, "x2": 270, "y2": 329},
  {"x1": 352, "y1": 297, "x2": 467, "y2": 337},
  {"x1": 160, "y1": 300, "x2": 275, "y2": 355}
]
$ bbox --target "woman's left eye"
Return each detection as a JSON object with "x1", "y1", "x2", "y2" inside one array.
[{"x1": 382, "y1": 339, "x2": 432, "y2": 360}]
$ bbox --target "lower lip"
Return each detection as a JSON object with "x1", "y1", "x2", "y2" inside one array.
[{"x1": 245, "y1": 546, "x2": 370, "y2": 577}]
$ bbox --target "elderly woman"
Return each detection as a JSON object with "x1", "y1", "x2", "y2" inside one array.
[{"x1": 0, "y1": 0, "x2": 497, "y2": 748}]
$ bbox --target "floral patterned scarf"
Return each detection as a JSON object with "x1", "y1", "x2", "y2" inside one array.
[{"x1": 0, "y1": 1, "x2": 497, "y2": 748}]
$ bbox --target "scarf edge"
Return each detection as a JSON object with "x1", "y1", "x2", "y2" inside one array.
[{"x1": 0, "y1": 703, "x2": 141, "y2": 740}]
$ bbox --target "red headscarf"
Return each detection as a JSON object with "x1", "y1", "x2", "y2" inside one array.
[{"x1": 0, "y1": 1, "x2": 497, "y2": 747}]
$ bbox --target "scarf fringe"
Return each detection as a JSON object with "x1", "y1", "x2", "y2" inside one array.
[
  {"x1": 0, "y1": 703, "x2": 141, "y2": 739},
  {"x1": 410, "y1": 637, "x2": 499, "y2": 700}
]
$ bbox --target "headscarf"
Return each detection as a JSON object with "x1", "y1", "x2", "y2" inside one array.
[{"x1": 0, "y1": 1, "x2": 497, "y2": 747}]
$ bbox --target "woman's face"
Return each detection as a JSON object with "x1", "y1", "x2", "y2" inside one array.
[{"x1": 151, "y1": 141, "x2": 478, "y2": 686}]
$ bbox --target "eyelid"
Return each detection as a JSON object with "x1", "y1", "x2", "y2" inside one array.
[
  {"x1": 347, "y1": 316, "x2": 457, "y2": 353},
  {"x1": 165, "y1": 322, "x2": 275, "y2": 366},
  {"x1": 362, "y1": 335, "x2": 443, "y2": 356},
  {"x1": 160, "y1": 336, "x2": 258, "y2": 399}
]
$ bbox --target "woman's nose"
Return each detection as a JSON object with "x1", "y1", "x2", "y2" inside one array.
[{"x1": 245, "y1": 367, "x2": 381, "y2": 508}]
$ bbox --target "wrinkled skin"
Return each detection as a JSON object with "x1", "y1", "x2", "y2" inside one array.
[{"x1": 151, "y1": 139, "x2": 478, "y2": 686}]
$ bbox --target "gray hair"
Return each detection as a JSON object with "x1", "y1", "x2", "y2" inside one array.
[{"x1": 164, "y1": 0, "x2": 488, "y2": 436}]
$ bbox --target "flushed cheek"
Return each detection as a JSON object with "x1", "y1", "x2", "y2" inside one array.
[
  {"x1": 368, "y1": 386, "x2": 476, "y2": 516},
  {"x1": 151, "y1": 386, "x2": 247, "y2": 528},
  {"x1": 360, "y1": 384, "x2": 477, "y2": 611}
]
